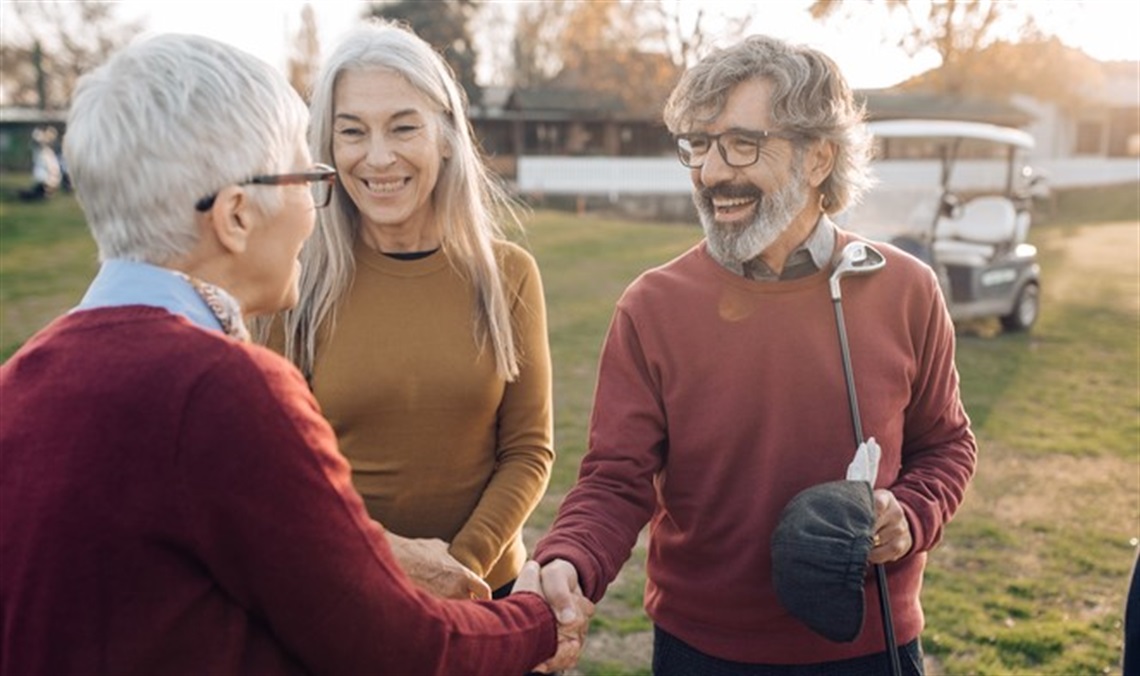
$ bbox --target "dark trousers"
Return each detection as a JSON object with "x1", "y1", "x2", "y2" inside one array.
[
  {"x1": 17, "y1": 183, "x2": 51, "y2": 201},
  {"x1": 1124, "y1": 551, "x2": 1140, "y2": 676},
  {"x1": 492, "y1": 579, "x2": 515, "y2": 599},
  {"x1": 653, "y1": 626, "x2": 924, "y2": 676}
]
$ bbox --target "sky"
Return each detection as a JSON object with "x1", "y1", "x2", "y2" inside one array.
[{"x1": 9, "y1": 0, "x2": 1140, "y2": 91}]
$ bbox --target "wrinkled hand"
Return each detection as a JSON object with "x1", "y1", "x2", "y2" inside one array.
[
  {"x1": 869, "y1": 489, "x2": 913, "y2": 564},
  {"x1": 384, "y1": 530, "x2": 491, "y2": 600},
  {"x1": 522, "y1": 558, "x2": 594, "y2": 674}
]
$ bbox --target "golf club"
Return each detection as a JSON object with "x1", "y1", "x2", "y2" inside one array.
[{"x1": 829, "y1": 241, "x2": 901, "y2": 676}]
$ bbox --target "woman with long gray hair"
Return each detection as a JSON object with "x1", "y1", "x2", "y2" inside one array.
[{"x1": 263, "y1": 19, "x2": 554, "y2": 602}]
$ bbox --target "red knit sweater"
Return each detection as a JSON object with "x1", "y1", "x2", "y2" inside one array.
[
  {"x1": 0, "y1": 307, "x2": 556, "y2": 675},
  {"x1": 535, "y1": 233, "x2": 976, "y2": 664}
]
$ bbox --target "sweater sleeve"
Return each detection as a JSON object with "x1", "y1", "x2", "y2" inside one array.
[
  {"x1": 892, "y1": 277, "x2": 978, "y2": 554},
  {"x1": 175, "y1": 346, "x2": 557, "y2": 675},
  {"x1": 450, "y1": 246, "x2": 556, "y2": 577},
  {"x1": 533, "y1": 304, "x2": 664, "y2": 601}
]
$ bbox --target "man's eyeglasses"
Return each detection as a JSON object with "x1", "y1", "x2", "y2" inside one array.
[
  {"x1": 194, "y1": 163, "x2": 337, "y2": 212},
  {"x1": 675, "y1": 130, "x2": 800, "y2": 169}
]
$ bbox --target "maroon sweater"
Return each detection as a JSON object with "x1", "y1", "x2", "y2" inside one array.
[
  {"x1": 535, "y1": 233, "x2": 976, "y2": 664},
  {"x1": 0, "y1": 307, "x2": 555, "y2": 675}
]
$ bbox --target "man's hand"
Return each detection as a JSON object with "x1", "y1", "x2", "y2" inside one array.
[
  {"x1": 513, "y1": 560, "x2": 594, "y2": 673},
  {"x1": 538, "y1": 559, "x2": 587, "y2": 625},
  {"x1": 869, "y1": 489, "x2": 913, "y2": 564},
  {"x1": 536, "y1": 559, "x2": 594, "y2": 674},
  {"x1": 384, "y1": 530, "x2": 491, "y2": 600}
]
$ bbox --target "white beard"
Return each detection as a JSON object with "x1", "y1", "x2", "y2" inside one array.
[{"x1": 697, "y1": 173, "x2": 809, "y2": 272}]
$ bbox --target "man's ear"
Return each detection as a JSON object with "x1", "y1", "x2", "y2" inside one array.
[
  {"x1": 203, "y1": 185, "x2": 256, "y2": 255},
  {"x1": 805, "y1": 139, "x2": 837, "y2": 188}
]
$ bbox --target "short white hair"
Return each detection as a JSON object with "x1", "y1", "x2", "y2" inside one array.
[{"x1": 64, "y1": 33, "x2": 309, "y2": 263}]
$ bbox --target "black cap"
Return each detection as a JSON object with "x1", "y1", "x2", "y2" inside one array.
[{"x1": 770, "y1": 480, "x2": 875, "y2": 643}]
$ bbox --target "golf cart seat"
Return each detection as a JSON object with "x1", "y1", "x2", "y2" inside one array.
[{"x1": 933, "y1": 195, "x2": 1018, "y2": 266}]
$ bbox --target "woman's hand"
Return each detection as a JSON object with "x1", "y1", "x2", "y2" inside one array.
[{"x1": 383, "y1": 529, "x2": 491, "y2": 600}]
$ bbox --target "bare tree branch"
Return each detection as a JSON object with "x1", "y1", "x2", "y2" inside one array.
[
  {"x1": 2, "y1": 0, "x2": 142, "y2": 108},
  {"x1": 287, "y1": 4, "x2": 321, "y2": 102}
]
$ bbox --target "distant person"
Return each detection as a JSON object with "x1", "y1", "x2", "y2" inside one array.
[
  {"x1": 0, "y1": 33, "x2": 588, "y2": 675},
  {"x1": 263, "y1": 19, "x2": 555, "y2": 602},
  {"x1": 17, "y1": 126, "x2": 61, "y2": 201},
  {"x1": 532, "y1": 34, "x2": 977, "y2": 674}
]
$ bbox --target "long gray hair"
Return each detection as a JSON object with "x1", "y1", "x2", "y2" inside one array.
[
  {"x1": 663, "y1": 34, "x2": 873, "y2": 214},
  {"x1": 270, "y1": 19, "x2": 523, "y2": 381}
]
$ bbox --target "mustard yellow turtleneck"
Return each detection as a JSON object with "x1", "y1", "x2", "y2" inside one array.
[{"x1": 296, "y1": 239, "x2": 553, "y2": 590}]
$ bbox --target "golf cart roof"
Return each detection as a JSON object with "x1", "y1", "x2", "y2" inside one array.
[{"x1": 868, "y1": 119, "x2": 1035, "y2": 149}]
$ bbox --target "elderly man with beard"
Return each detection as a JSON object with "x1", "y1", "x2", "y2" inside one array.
[{"x1": 531, "y1": 34, "x2": 976, "y2": 675}]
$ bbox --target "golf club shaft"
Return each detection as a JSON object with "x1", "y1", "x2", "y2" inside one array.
[
  {"x1": 831, "y1": 297, "x2": 903, "y2": 676},
  {"x1": 832, "y1": 300, "x2": 864, "y2": 445},
  {"x1": 875, "y1": 565, "x2": 900, "y2": 676}
]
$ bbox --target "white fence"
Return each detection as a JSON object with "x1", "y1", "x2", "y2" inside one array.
[
  {"x1": 517, "y1": 156, "x2": 690, "y2": 196},
  {"x1": 517, "y1": 156, "x2": 1140, "y2": 196},
  {"x1": 1034, "y1": 157, "x2": 1140, "y2": 188}
]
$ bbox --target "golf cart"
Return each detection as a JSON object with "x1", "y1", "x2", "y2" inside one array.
[{"x1": 839, "y1": 119, "x2": 1043, "y2": 332}]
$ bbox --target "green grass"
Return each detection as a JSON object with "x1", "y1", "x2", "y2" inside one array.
[
  {"x1": 0, "y1": 171, "x2": 98, "y2": 360},
  {"x1": 524, "y1": 214, "x2": 702, "y2": 493},
  {"x1": 921, "y1": 206, "x2": 1138, "y2": 674},
  {"x1": 955, "y1": 240, "x2": 1139, "y2": 460},
  {"x1": 1035, "y1": 181, "x2": 1140, "y2": 228},
  {"x1": 1, "y1": 180, "x2": 1137, "y2": 674}
]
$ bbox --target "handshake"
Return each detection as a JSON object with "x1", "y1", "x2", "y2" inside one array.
[
  {"x1": 513, "y1": 559, "x2": 595, "y2": 674},
  {"x1": 384, "y1": 531, "x2": 594, "y2": 673}
]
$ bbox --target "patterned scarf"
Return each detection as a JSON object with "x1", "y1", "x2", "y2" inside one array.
[{"x1": 173, "y1": 271, "x2": 250, "y2": 342}]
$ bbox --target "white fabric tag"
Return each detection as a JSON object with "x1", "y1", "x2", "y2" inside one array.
[{"x1": 845, "y1": 436, "x2": 881, "y2": 484}]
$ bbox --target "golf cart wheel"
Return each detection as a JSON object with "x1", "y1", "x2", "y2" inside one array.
[{"x1": 1001, "y1": 282, "x2": 1039, "y2": 332}]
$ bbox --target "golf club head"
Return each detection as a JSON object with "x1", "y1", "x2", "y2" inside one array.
[{"x1": 829, "y1": 241, "x2": 886, "y2": 300}]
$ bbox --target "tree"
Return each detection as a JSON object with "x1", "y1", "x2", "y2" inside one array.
[
  {"x1": 508, "y1": 1, "x2": 752, "y2": 115},
  {"x1": 510, "y1": 0, "x2": 568, "y2": 89},
  {"x1": 901, "y1": 36, "x2": 1102, "y2": 110},
  {"x1": 287, "y1": 4, "x2": 321, "y2": 102},
  {"x1": 651, "y1": 0, "x2": 752, "y2": 71},
  {"x1": 468, "y1": 1, "x2": 519, "y2": 88},
  {"x1": 364, "y1": 0, "x2": 481, "y2": 105},
  {"x1": 810, "y1": 0, "x2": 1009, "y2": 75},
  {"x1": 0, "y1": 1, "x2": 143, "y2": 109},
  {"x1": 563, "y1": 2, "x2": 679, "y2": 116},
  {"x1": 808, "y1": 0, "x2": 1097, "y2": 106}
]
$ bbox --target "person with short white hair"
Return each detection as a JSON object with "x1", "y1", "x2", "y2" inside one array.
[{"x1": 0, "y1": 32, "x2": 587, "y2": 675}]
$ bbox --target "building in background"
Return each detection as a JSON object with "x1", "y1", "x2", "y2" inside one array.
[{"x1": 464, "y1": 58, "x2": 1137, "y2": 219}]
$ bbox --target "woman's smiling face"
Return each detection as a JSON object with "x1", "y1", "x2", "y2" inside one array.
[{"x1": 331, "y1": 68, "x2": 447, "y2": 236}]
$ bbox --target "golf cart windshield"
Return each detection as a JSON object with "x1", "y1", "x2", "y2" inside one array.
[{"x1": 842, "y1": 119, "x2": 1037, "y2": 244}]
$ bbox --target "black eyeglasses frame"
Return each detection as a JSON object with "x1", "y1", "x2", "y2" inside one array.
[
  {"x1": 194, "y1": 163, "x2": 337, "y2": 212},
  {"x1": 674, "y1": 129, "x2": 803, "y2": 169}
]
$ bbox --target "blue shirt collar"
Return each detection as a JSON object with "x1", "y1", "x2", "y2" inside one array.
[{"x1": 73, "y1": 259, "x2": 224, "y2": 334}]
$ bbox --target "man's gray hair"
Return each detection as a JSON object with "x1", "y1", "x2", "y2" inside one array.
[
  {"x1": 64, "y1": 33, "x2": 309, "y2": 263},
  {"x1": 663, "y1": 34, "x2": 873, "y2": 214}
]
